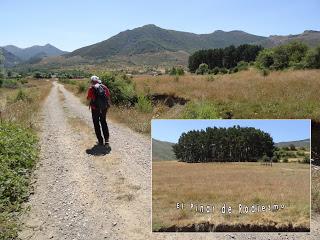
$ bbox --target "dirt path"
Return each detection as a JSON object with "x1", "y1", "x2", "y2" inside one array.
[{"x1": 19, "y1": 81, "x2": 320, "y2": 240}]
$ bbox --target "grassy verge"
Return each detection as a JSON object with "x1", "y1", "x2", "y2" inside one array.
[
  {"x1": 152, "y1": 161, "x2": 310, "y2": 231},
  {"x1": 0, "y1": 79, "x2": 51, "y2": 239}
]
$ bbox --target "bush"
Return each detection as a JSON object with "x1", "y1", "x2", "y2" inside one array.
[
  {"x1": 183, "y1": 101, "x2": 219, "y2": 119},
  {"x1": 255, "y1": 49, "x2": 274, "y2": 69},
  {"x1": 100, "y1": 72, "x2": 137, "y2": 106},
  {"x1": 236, "y1": 61, "x2": 249, "y2": 71},
  {"x1": 212, "y1": 67, "x2": 220, "y2": 75},
  {"x1": 271, "y1": 155, "x2": 278, "y2": 163},
  {"x1": 219, "y1": 67, "x2": 228, "y2": 74},
  {"x1": 0, "y1": 78, "x2": 3, "y2": 87},
  {"x1": 136, "y1": 95, "x2": 152, "y2": 113},
  {"x1": 196, "y1": 63, "x2": 209, "y2": 75},
  {"x1": 0, "y1": 122, "x2": 39, "y2": 239},
  {"x1": 14, "y1": 89, "x2": 31, "y2": 102},
  {"x1": 305, "y1": 46, "x2": 320, "y2": 69},
  {"x1": 261, "y1": 68, "x2": 270, "y2": 77},
  {"x1": 303, "y1": 155, "x2": 310, "y2": 163},
  {"x1": 77, "y1": 82, "x2": 87, "y2": 93},
  {"x1": 283, "y1": 157, "x2": 289, "y2": 163},
  {"x1": 261, "y1": 155, "x2": 270, "y2": 162},
  {"x1": 2, "y1": 79, "x2": 18, "y2": 88}
]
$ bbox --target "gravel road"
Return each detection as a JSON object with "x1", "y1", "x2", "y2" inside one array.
[{"x1": 19, "y1": 81, "x2": 320, "y2": 240}]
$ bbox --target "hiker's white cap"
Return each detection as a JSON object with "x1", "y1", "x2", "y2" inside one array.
[{"x1": 90, "y1": 75, "x2": 99, "y2": 82}]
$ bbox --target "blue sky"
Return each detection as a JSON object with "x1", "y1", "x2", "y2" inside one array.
[
  {"x1": 152, "y1": 119, "x2": 311, "y2": 143},
  {"x1": 1, "y1": 0, "x2": 319, "y2": 51}
]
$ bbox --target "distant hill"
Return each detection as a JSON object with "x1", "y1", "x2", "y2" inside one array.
[
  {"x1": 67, "y1": 24, "x2": 267, "y2": 60},
  {"x1": 3, "y1": 44, "x2": 67, "y2": 61},
  {"x1": 152, "y1": 138, "x2": 176, "y2": 161},
  {"x1": 275, "y1": 139, "x2": 310, "y2": 148},
  {"x1": 256, "y1": 30, "x2": 320, "y2": 48},
  {"x1": 0, "y1": 47, "x2": 22, "y2": 67}
]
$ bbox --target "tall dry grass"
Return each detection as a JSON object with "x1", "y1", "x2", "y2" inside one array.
[
  {"x1": 152, "y1": 161, "x2": 310, "y2": 230},
  {"x1": 0, "y1": 79, "x2": 52, "y2": 128},
  {"x1": 134, "y1": 69, "x2": 320, "y2": 119}
]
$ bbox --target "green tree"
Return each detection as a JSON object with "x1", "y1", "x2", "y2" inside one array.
[{"x1": 196, "y1": 63, "x2": 209, "y2": 75}]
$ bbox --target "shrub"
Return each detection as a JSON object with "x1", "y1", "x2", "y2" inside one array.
[
  {"x1": 100, "y1": 72, "x2": 137, "y2": 106},
  {"x1": 289, "y1": 144, "x2": 296, "y2": 151},
  {"x1": 0, "y1": 78, "x2": 3, "y2": 87},
  {"x1": 271, "y1": 155, "x2": 278, "y2": 163},
  {"x1": 261, "y1": 155, "x2": 270, "y2": 162},
  {"x1": 283, "y1": 157, "x2": 289, "y2": 163},
  {"x1": 183, "y1": 101, "x2": 219, "y2": 119},
  {"x1": 2, "y1": 79, "x2": 18, "y2": 88},
  {"x1": 212, "y1": 67, "x2": 220, "y2": 75},
  {"x1": 303, "y1": 155, "x2": 310, "y2": 163},
  {"x1": 136, "y1": 95, "x2": 152, "y2": 113},
  {"x1": 219, "y1": 67, "x2": 228, "y2": 74},
  {"x1": 196, "y1": 63, "x2": 209, "y2": 75},
  {"x1": 0, "y1": 122, "x2": 39, "y2": 239},
  {"x1": 237, "y1": 61, "x2": 249, "y2": 71},
  {"x1": 77, "y1": 82, "x2": 87, "y2": 93},
  {"x1": 255, "y1": 49, "x2": 274, "y2": 69},
  {"x1": 305, "y1": 46, "x2": 320, "y2": 69},
  {"x1": 14, "y1": 89, "x2": 31, "y2": 102}
]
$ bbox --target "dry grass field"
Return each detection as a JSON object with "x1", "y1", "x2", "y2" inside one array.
[
  {"x1": 134, "y1": 69, "x2": 320, "y2": 120},
  {"x1": 0, "y1": 79, "x2": 52, "y2": 127},
  {"x1": 152, "y1": 161, "x2": 310, "y2": 231}
]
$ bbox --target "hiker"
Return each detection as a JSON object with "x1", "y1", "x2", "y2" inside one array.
[{"x1": 87, "y1": 76, "x2": 111, "y2": 145}]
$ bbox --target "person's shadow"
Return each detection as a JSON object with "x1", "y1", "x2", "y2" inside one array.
[{"x1": 86, "y1": 144, "x2": 111, "y2": 156}]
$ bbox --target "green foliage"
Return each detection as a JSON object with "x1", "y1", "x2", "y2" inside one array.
[
  {"x1": 255, "y1": 41, "x2": 320, "y2": 70},
  {"x1": 0, "y1": 122, "x2": 39, "y2": 239},
  {"x1": 303, "y1": 155, "x2": 310, "y2": 164},
  {"x1": 236, "y1": 61, "x2": 249, "y2": 71},
  {"x1": 14, "y1": 89, "x2": 32, "y2": 102},
  {"x1": 173, "y1": 125, "x2": 275, "y2": 163},
  {"x1": 283, "y1": 157, "x2": 289, "y2": 163},
  {"x1": 212, "y1": 67, "x2": 220, "y2": 75},
  {"x1": 100, "y1": 72, "x2": 137, "y2": 106},
  {"x1": 77, "y1": 82, "x2": 87, "y2": 93},
  {"x1": 261, "y1": 154, "x2": 270, "y2": 162},
  {"x1": 271, "y1": 155, "x2": 278, "y2": 163},
  {"x1": 182, "y1": 101, "x2": 219, "y2": 119},
  {"x1": 1, "y1": 79, "x2": 18, "y2": 88},
  {"x1": 136, "y1": 95, "x2": 152, "y2": 113},
  {"x1": 169, "y1": 66, "x2": 184, "y2": 76},
  {"x1": 189, "y1": 44, "x2": 263, "y2": 72},
  {"x1": 305, "y1": 45, "x2": 320, "y2": 69},
  {"x1": 195, "y1": 63, "x2": 209, "y2": 75}
]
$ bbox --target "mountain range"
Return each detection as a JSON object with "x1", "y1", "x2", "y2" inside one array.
[
  {"x1": 1, "y1": 44, "x2": 67, "y2": 67},
  {"x1": 152, "y1": 138, "x2": 310, "y2": 161},
  {"x1": 64, "y1": 25, "x2": 320, "y2": 66},
  {"x1": 2, "y1": 24, "x2": 320, "y2": 67}
]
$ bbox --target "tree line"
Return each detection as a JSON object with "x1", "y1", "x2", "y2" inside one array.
[
  {"x1": 255, "y1": 41, "x2": 320, "y2": 70},
  {"x1": 188, "y1": 44, "x2": 263, "y2": 72},
  {"x1": 172, "y1": 126, "x2": 275, "y2": 163}
]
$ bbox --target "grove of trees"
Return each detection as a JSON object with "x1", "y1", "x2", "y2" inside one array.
[
  {"x1": 255, "y1": 41, "x2": 320, "y2": 70},
  {"x1": 172, "y1": 126, "x2": 275, "y2": 163},
  {"x1": 188, "y1": 44, "x2": 263, "y2": 72}
]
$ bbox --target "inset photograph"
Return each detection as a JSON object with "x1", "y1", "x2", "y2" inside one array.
[{"x1": 152, "y1": 119, "x2": 311, "y2": 232}]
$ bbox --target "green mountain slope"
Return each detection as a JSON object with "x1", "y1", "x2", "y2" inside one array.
[
  {"x1": 66, "y1": 24, "x2": 267, "y2": 59},
  {"x1": 152, "y1": 138, "x2": 176, "y2": 161}
]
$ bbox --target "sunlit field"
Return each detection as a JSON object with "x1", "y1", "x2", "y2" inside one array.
[{"x1": 152, "y1": 161, "x2": 310, "y2": 231}]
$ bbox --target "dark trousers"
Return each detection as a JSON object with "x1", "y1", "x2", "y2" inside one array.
[{"x1": 91, "y1": 108, "x2": 109, "y2": 144}]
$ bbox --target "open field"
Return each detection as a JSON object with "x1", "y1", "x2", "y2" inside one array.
[
  {"x1": 152, "y1": 161, "x2": 310, "y2": 232},
  {"x1": 134, "y1": 69, "x2": 320, "y2": 120}
]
